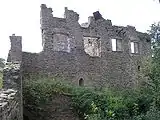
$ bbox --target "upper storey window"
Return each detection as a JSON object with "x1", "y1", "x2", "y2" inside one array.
[
  {"x1": 131, "y1": 42, "x2": 139, "y2": 54},
  {"x1": 111, "y1": 39, "x2": 122, "y2": 51},
  {"x1": 52, "y1": 33, "x2": 71, "y2": 52},
  {"x1": 84, "y1": 37, "x2": 101, "y2": 57}
]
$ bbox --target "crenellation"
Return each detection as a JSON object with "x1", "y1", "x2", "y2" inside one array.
[{"x1": 64, "y1": 7, "x2": 79, "y2": 22}]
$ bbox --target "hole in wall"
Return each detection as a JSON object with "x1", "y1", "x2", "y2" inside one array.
[
  {"x1": 23, "y1": 114, "x2": 29, "y2": 120},
  {"x1": 41, "y1": 29, "x2": 44, "y2": 33},
  {"x1": 146, "y1": 39, "x2": 151, "y2": 43},
  {"x1": 138, "y1": 66, "x2": 140, "y2": 71},
  {"x1": 79, "y1": 78, "x2": 84, "y2": 86}
]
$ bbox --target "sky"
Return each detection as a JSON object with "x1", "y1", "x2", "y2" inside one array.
[{"x1": 0, "y1": 0, "x2": 160, "y2": 59}]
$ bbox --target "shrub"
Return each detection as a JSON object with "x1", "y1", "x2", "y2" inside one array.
[
  {"x1": 0, "y1": 72, "x2": 3, "y2": 88},
  {"x1": 72, "y1": 90, "x2": 109, "y2": 120},
  {"x1": 133, "y1": 106, "x2": 160, "y2": 120},
  {"x1": 23, "y1": 77, "x2": 74, "y2": 119},
  {"x1": 23, "y1": 75, "x2": 157, "y2": 120}
]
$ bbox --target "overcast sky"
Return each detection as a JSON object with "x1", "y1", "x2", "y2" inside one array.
[{"x1": 0, "y1": 0, "x2": 160, "y2": 59}]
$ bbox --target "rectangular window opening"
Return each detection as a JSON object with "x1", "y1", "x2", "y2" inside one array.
[
  {"x1": 131, "y1": 42, "x2": 139, "y2": 54},
  {"x1": 84, "y1": 37, "x2": 101, "y2": 57},
  {"x1": 112, "y1": 39, "x2": 116, "y2": 51},
  {"x1": 112, "y1": 39, "x2": 122, "y2": 51}
]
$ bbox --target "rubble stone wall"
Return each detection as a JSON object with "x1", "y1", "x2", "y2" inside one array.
[
  {"x1": 21, "y1": 4, "x2": 151, "y2": 89},
  {"x1": 0, "y1": 62, "x2": 23, "y2": 120}
]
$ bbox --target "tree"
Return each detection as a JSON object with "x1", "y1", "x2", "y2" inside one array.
[
  {"x1": 0, "y1": 58, "x2": 5, "y2": 68},
  {"x1": 148, "y1": 22, "x2": 160, "y2": 81},
  {"x1": 149, "y1": 22, "x2": 160, "y2": 48},
  {"x1": 145, "y1": 22, "x2": 160, "y2": 108}
]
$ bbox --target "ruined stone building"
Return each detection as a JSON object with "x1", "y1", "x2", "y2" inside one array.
[{"x1": 8, "y1": 4, "x2": 151, "y2": 89}]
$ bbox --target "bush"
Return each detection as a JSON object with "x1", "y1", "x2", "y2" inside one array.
[
  {"x1": 23, "y1": 77, "x2": 74, "y2": 119},
  {"x1": 23, "y1": 75, "x2": 157, "y2": 120},
  {"x1": 0, "y1": 72, "x2": 3, "y2": 88},
  {"x1": 72, "y1": 90, "x2": 109, "y2": 120},
  {"x1": 23, "y1": 78, "x2": 73, "y2": 106},
  {"x1": 133, "y1": 106, "x2": 160, "y2": 120}
]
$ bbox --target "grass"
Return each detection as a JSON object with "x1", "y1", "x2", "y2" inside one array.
[{"x1": 0, "y1": 72, "x2": 2, "y2": 88}]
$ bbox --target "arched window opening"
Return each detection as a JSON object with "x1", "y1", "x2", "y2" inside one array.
[{"x1": 79, "y1": 78, "x2": 84, "y2": 86}]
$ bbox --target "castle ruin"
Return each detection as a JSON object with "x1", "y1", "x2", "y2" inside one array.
[{"x1": 8, "y1": 4, "x2": 151, "y2": 89}]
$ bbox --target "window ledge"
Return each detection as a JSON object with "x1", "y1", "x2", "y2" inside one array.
[
  {"x1": 131, "y1": 53, "x2": 140, "y2": 56},
  {"x1": 112, "y1": 51, "x2": 123, "y2": 53}
]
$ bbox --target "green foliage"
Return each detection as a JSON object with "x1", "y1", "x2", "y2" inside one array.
[
  {"x1": 144, "y1": 22, "x2": 160, "y2": 109},
  {"x1": 72, "y1": 90, "x2": 109, "y2": 120},
  {"x1": 23, "y1": 78, "x2": 72, "y2": 106},
  {"x1": 23, "y1": 76, "x2": 156, "y2": 120},
  {"x1": 0, "y1": 72, "x2": 2, "y2": 88},
  {"x1": 0, "y1": 58, "x2": 5, "y2": 88},
  {"x1": 23, "y1": 74, "x2": 160, "y2": 120},
  {"x1": 23, "y1": 77, "x2": 74, "y2": 119},
  {"x1": 0, "y1": 58, "x2": 5, "y2": 68},
  {"x1": 133, "y1": 106, "x2": 160, "y2": 120}
]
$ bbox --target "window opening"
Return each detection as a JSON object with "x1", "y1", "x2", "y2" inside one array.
[
  {"x1": 84, "y1": 37, "x2": 101, "y2": 57},
  {"x1": 88, "y1": 39, "x2": 92, "y2": 45},
  {"x1": 112, "y1": 39, "x2": 122, "y2": 51},
  {"x1": 131, "y1": 42, "x2": 139, "y2": 53},
  {"x1": 79, "y1": 78, "x2": 84, "y2": 86},
  {"x1": 138, "y1": 66, "x2": 140, "y2": 71}
]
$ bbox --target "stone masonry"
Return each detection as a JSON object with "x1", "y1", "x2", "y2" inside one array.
[
  {"x1": 8, "y1": 4, "x2": 151, "y2": 89},
  {"x1": 0, "y1": 62, "x2": 23, "y2": 120}
]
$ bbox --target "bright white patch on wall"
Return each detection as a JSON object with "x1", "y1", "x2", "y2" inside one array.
[
  {"x1": 131, "y1": 42, "x2": 139, "y2": 53},
  {"x1": 83, "y1": 37, "x2": 101, "y2": 57},
  {"x1": 111, "y1": 39, "x2": 122, "y2": 51}
]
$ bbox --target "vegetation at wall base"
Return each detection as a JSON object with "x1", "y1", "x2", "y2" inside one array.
[
  {"x1": 0, "y1": 58, "x2": 5, "y2": 89},
  {"x1": 23, "y1": 76, "x2": 158, "y2": 120},
  {"x1": 0, "y1": 72, "x2": 2, "y2": 88}
]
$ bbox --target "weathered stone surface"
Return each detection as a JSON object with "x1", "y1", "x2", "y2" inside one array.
[
  {"x1": 0, "y1": 89, "x2": 21, "y2": 120},
  {"x1": 1, "y1": 62, "x2": 23, "y2": 120},
  {"x1": 7, "y1": 34, "x2": 22, "y2": 62}
]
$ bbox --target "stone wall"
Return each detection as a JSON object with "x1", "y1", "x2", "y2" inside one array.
[
  {"x1": 0, "y1": 62, "x2": 23, "y2": 120},
  {"x1": 40, "y1": 4, "x2": 83, "y2": 53},
  {"x1": 7, "y1": 34, "x2": 22, "y2": 62},
  {"x1": 20, "y1": 4, "x2": 151, "y2": 89},
  {"x1": 22, "y1": 51, "x2": 101, "y2": 86}
]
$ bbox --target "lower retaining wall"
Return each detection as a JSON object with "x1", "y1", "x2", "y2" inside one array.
[
  {"x1": 0, "y1": 62, "x2": 23, "y2": 120},
  {"x1": 0, "y1": 89, "x2": 20, "y2": 120}
]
